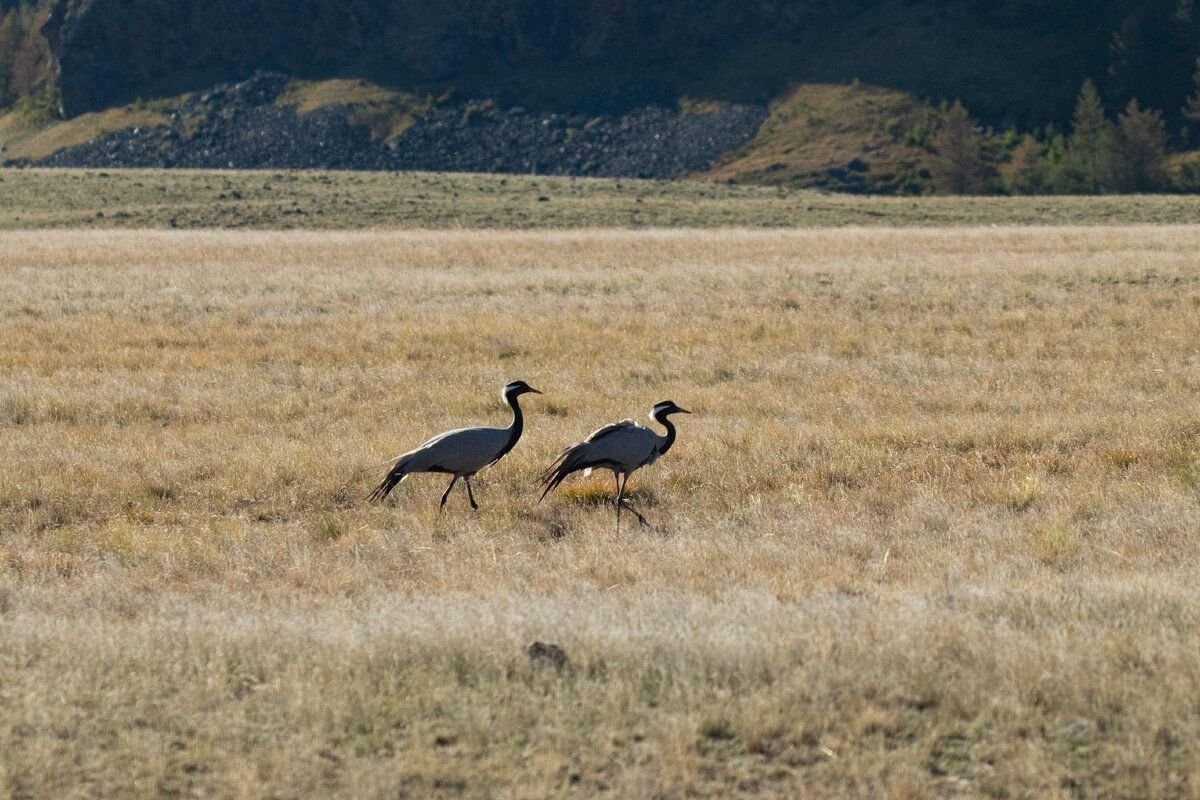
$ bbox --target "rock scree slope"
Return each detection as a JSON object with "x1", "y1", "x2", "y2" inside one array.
[{"x1": 32, "y1": 72, "x2": 768, "y2": 179}]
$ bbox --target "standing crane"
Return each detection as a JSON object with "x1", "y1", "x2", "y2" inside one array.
[
  {"x1": 369, "y1": 380, "x2": 542, "y2": 510},
  {"x1": 538, "y1": 400, "x2": 690, "y2": 530}
]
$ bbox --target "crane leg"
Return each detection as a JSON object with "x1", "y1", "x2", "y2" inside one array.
[
  {"x1": 616, "y1": 472, "x2": 628, "y2": 533},
  {"x1": 439, "y1": 476, "x2": 459, "y2": 511},
  {"x1": 617, "y1": 474, "x2": 649, "y2": 527},
  {"x1": 613, "y1": 472, "x2": 623, "y2": 533},
  {"x1": 620, "y1": 499, "x2": 649, "y2": 527},
  {"x1": 464, "y1": 476, "x2": 479, "y2": 511}
]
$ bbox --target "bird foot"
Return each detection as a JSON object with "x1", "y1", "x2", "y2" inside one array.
[{"x1": 618, "y1": 500, "x2": 649, "y2": 528}]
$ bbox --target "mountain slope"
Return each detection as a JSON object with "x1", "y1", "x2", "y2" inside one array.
[
  {"x1": 2, "y1": 0, "x2": 1199, "y2": 192},
  {"x1": 701, "y1": 83, "x2": 935, "y2": 193},
  {"x1": 3, "y1": 0, "x2": 1195, "y2": 129}
]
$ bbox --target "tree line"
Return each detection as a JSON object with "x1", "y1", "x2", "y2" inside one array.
[{"x1": 929, "y1": 69, "x2": 1200, "y2": 194}]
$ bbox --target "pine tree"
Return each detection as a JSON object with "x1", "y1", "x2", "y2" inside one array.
[
  {"x1": 1114, "y1": 98, "x2": 1170, "y2": 192},
  {"x1": 1001, "y1": 134, "x2": 1050, "y2": 194},
  {"x1": 1184, "y1": 57, "x2": 1200, "y2": 127},
  {"x1": 1063, "y1": 80, "x2": 1115, "y2": 193},
  {"x1": 929, "y1": 100, "x2": 991, "y2": 195}
]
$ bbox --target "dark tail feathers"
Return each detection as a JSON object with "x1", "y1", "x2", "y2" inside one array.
[
  {"x1": 368, "y1": 456, "x2": 411, "y2": 502},
  {"x1": 537, "y1": 446, "x2": 585, "y2": 502}
]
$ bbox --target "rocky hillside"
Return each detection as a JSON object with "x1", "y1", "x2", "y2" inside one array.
[
  {"x1": 29, "y1": 72, "x2": 767, "y2": 180},
  {"x1": 2, "y1": 1, "x2": 1200, "y2": 190}
]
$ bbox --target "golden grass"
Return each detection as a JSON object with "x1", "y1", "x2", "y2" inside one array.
[
  {"x1": 0, "y1": 105, "x2": 176, "y2": 162},
  {"x1": 276, "y1": 78, "x2": 434, "y2": 141},
  {"x1": 3, "y1": 227, "x2": 1200, "y2": 797},
  {"x1": 276, "y1": 79, "x2": 406, "y2": 115},
  {"x1": 702, "y1": 83, "x2": 931, "y2": 189}
]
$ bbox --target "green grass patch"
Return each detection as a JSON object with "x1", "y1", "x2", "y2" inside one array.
[
  {"x1": 4, "y1": 168, "x2": 1200, "y2": 230},
  {"x1": 275, "y1": 78, "x2": 438, "y2": 141},
  {"x1": 0, "y1": 98, "x2": 181, "y2": 162}
]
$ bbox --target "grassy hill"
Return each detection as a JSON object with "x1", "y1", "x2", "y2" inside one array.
[{"x1": 700, "y1": 83, "x2": 935, "y2": 193}]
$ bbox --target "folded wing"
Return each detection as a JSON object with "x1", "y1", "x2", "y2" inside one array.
[
  {"x1": 370, "y1": 426, "x2": 509, "y2": 501},
  {"x1": 538, "y1": 420, "x2": 659, "y2": 499}
]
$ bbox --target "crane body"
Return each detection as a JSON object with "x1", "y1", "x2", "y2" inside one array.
[
  {"x1": 539, "y1": 400, "x2": 690, "y2": 529},
  {"x1": 369, "y1": 380, "x2": 541, "y2": 510}
]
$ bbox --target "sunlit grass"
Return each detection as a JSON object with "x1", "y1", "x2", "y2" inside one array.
[{"x1": 2, "y1": 226, "x2": 1200, "y2": 797}]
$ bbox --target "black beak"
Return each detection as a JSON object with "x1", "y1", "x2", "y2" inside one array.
[
  {"x1": 526, "y1": 386, "x2": 543, "y2": 395},
  {"x1": 676, "y1": 406, "x2": 691, "y2": 414}
]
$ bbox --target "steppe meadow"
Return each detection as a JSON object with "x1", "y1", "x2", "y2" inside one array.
[{"x1": 2, "y1": 171, "x2": 1200, "y2": 797}]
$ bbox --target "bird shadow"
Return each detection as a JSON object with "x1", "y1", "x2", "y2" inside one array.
[
  {"x1": 555, "y1": 483, "x2": 658, "y2": 508},
  {"x1": 517, "y1": 508, "x2": 575, "y2": 543}
]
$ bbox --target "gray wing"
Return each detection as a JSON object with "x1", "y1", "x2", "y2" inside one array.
[
  {"x1": 398, "y1": 426, "x2": 511, "y2": 474},
  {"x1": 539, "y1": 420, "x2": 660, "y2": 499},
  {"x1": 371, "y1": 425, "x2": 509, "y2": 502},
  {"x1": 584, "y1": 419, "x2": 639, "y2": 443},
  {"x1": 579, "y1": 424, "x2": 660, "y2": 472}
]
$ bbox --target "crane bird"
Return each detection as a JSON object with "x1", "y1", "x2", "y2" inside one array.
[
  {"x1": 368, "y1": 380, "x2": 542, "y2": 510},
  {"x1": 538, "y1": 400, "x2": 690, "y2": 530}
]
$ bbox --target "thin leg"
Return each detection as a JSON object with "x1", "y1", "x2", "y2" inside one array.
[
  {"x1": 615, "y1": 473, "x2": 630, "y2": 533},
  {"x1": 611, "y1": 472, "x2": 622, "y2": 533},
  {"x1": 439, "y1": 476, "x2": 459, "y2": 511},
  {"x1": 464, "y1": 476, "x2": 479, "y2": 511},
  {"x1": 617, "y1": 474, "x2": 648, "y2": 527},
  {"x1": 620, "y1": 498, "x2": 649, "y2": 527}
]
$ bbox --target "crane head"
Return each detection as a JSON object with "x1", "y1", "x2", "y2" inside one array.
[
  {"x1": 503, "y1": 380, "x2": 542, "y2": 397},
  {"x1": 651, "y1": 400, "x2": 691, "y2": 419}
]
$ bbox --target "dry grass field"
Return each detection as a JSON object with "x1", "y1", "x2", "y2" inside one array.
[{"x1": 3, "y1": 225, "x2": 1200, "y2": 797}]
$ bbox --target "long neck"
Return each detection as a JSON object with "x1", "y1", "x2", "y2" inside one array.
[
  {"x1": 506, "y1": 392, "x2": 524, "y2": 436},
  {"x1": 483, "y1": 393, "x2": 525, "y2": 466},
  {"x1": 488, "y1": 392, "x2": 525, "y2": 465},
  {"x1": 653, "y1": 412, "x2": 677, "y2": 455}
]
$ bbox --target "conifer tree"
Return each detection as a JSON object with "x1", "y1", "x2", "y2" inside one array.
[
  {"x1": 1063, "y1": 80, "x2": 1115, "y2": 193},
  {"x1": 930, "y1": 100, "x2": 991, "y2": 194},
  {"x1": 1001, "y1": 134, "x2": 1050, "y2": 194},
  {"x1": 1114, "y1": 98, "x2": 1170, "y2": 192},
  {"x1": 1184, "y1": 57, "x2": 1200, "y2": 127}
]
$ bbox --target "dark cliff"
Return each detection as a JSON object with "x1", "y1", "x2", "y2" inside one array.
[
  {"x1": 42, "y1": 0, "x2": 806, "y2": 116},
  {"x1": 8, "y1": 0, "x2": 1194, "y2": 131}
]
